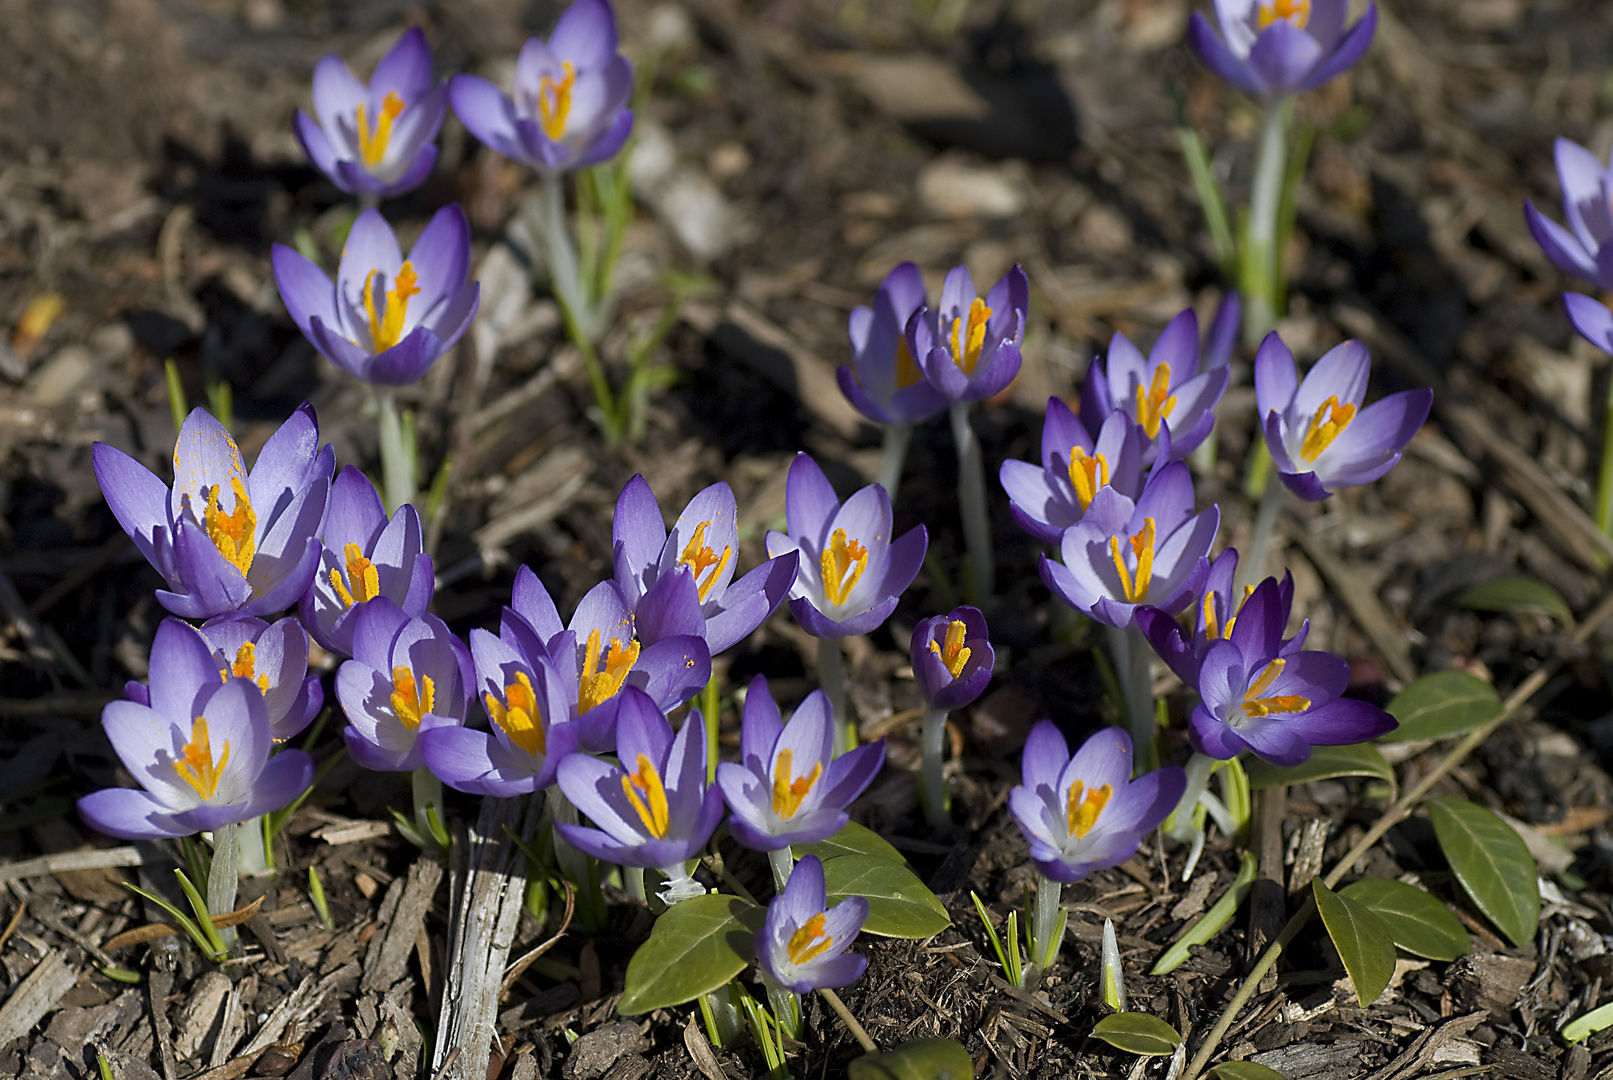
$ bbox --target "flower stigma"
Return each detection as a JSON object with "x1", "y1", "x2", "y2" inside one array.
[
  {"x1": 356, "y1": 91, "x2": 407, "y2": 168},
  {"x1": 222, "y1": 642, "x2": 271, "y2": 693},
  {"x1": 175, "y1": 717, "x2": 229, "y2": 801},
  {"x1": 1107, "y1": 518, "x2": 1157, "y2": 604},
  {"x1": 771, "y1": 748, "x2": 822, "y2": 819},
  {"x1": 1067, "y1": 447, "x2": 1110, "y2": 512},
  {"x1": 786, "y1": 913, "x2": 835, "y2": 965},
  {"x1": 1066, "y1": 779, "x2": 1112, "y2": 839},
  {"x1": 1134, "y1": 364, "x2": 1177, "y2": 440},
  {"x1": 578, "y1": 628, "x2": 640, "y2": 713},
  {"x1": 201, "y1": 478, "x2": 257, "y2": 576},
  {"x1": 622, "y1": 754, "x2": 670, "y2": 838},
  {"x1": 678, "y1": 521, "x2": 734, "y2": 602},
  {"x1": 1240, "y1": 658, "x2": 1311, "y2": 719},
  {"x1": 330, "y1": 542, "x2": 381, "y2": 608},
  {"x1": 948, "y1": 298, "x2": 993, "y2": 374},
  {"x1": 1299, "y1": 394, "x2": 1356, "y2": 462},
  {"x1": 486, "y1": 671, "x2": 547, "y2": 756},
  {"x1": 1257, "y1": 0, "x2": 1311, "y2": 30},
  {"x1": 536, "y1": 61, "x2": 576, "y2": 141},
  {"x1": 391, "y1": 665, "x2": 435, "y2": 731},
  {"x1": 362, "y1": 262, "x2": 421, "y2": 353},
  {"x1": 929, "y1": 619, "x2": 972, "y2": 679},
  {"x1": 819, "y1": 529, "x2": 869, "y2": 608}
]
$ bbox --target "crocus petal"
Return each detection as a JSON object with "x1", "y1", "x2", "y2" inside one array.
[
  {"x1": 272, "y1": 244, "x2": 339, "y2": 338},
  {"x1": 448, "y1": 75, "x2": 526, "y2": 161},
  {"x1": 1297, "y1": 3, "x2": 1377, "y2": 91},
  {"x1": 612, "y1": 475, "x2": 667, "y2": 603},
  {"x1": 1525, "y1": 202, "x2": 1603, "y2": 283},
  {"x1": 1187, "y1": 13, "x2": 1263, "y2": 96},
  {"x1": 703, "y1": 552, "x2": 798, "y2": 655},
  {"x1": 1566, "y1": 292, "x2": 1613, "y2": 352},
  {"x1": 239, "y1": 750, "x2": 315, "y2": 819},
  {"x1": 784, "y1": 454, "x2": 841, "y2": 546},
  {"x1": 78, "y1": 788, "x2": 189, "y2": 840},
  {"x1": 1244, "y1": 20, "x2": 1324, "y2": 95},
  {"x1": 372, "y1": 27, "x2": 435, "y2": 99},
  {"x1": 93, "y1": 443, "x2": 174, "y2": 581}
]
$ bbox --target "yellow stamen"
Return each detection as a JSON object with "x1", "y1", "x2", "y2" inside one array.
[
  {"x1": 770, "y1": 748, "x2": 823, "y2": 819},
  {"x1": 819, "y1": 529, "x2": 869, "y2": 608},
  {"x1": 1241, "y1": 658, "x2": 1311, "y2": 718},
  {"x1": 391, "y1": 665, "x2": 435, "y2": 731},
  {"x1": 1065, "y1": 779, "x2": 1112, "y2": 839},
  {"x1": 330, "y1": 542, "x2": 381, "y2": 608},
  {"x1": 224, "y1": 642, "x2": 270, "y2": 693},
  {"x1": 485, "y1": 672, "x2": 547, "y2": 757},
  {"x1": 679, "y1": 521, "x2": 735, "y2": 603},
  {"x1": 362, "y1": 261, "x2": 421, "y2": 354},
  {"x1": 175, "y1": 717, "x2": 229, "y2": 801},
  {"x1": 947, "y1": 298, "x2": 993, "y2": 375},
  {"x1": 786, "y1": 913, "x2": 835, "y2": 966},
  {"x1": 1202, "y1": 584, "x2": 1256, "y2": 641},
  {"x1": 893, "y1": 337, "x2": 923, "y2": 391},
  {"x1": 200, "y1": 477, "x2": 257, "y2": 577},
  {"x1": 928, "y1": 619, "x2": 971, "y2": 679},
  {"x1": 578, "y1": 628, "x2": 641, "y2": 714},
  {"x1": 537, "y1": 62, "x2": 577, "y2": 142},
  {"x1": 1133, "y1": 363, "x2": 1177, "y2": 440},
  {"x1": 1299, "y1": 394, "x2": 1356, "y2": 463},
  {"x1": 1257, "y1": 0, "x2": 1311, "y2": 30},
  {"x1": 355, "y1": 91, "x2": 407, "y2": 169},
  {"x1": 1106, "y1": 518, "x2": 1156, "y2": 604},
  {"x1": 1067, "y1": 448, "x2": 1110, "y2": 513},
  {"x1": 621, "y1": 754, "x2": 670, "y2": 838}
]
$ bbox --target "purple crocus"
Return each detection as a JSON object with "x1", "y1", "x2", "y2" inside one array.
[
  {"x1": 299, "y1": 466, "x2": 433, "y2": 658},
  {"x1": 1007, "y1": 723, "x2": 1184, "y2": 884},
  {"x1": 910, "y1": 607, "x2": 993, "y2": 712},
  {"x1": 906, "y1": 265, "x2": 1028, "y2": 402},
  {"x1": 837, "y1": 263, "x2": 947, "y2": 425},
  {"x1": 273, "y1": 205, "x2": 478, "y2": 387},
  {"x1": 1204, "y1": 291, "x2": 1242, "y2": 373},
  {"x1": 717, "y1": 677, "x2": 886, "y2": 852},
  {"x1": 1080, "y1": 309, "x2": 1230, "y2": 464},
  {"x1": 611, "y1": 476, "x2": 799, "y2": 656},
  {"x1": 556, "y1": 687, "x2": 725, "y2": 901},
  {"x1": 1188, "y1": 0, "x2": 1378, "y2": 100},
  {"x1": 1524, "y1": 139, "x2": 1613, "y2": 291},
  {"x1": 1563, "y1": 293, "x2": 1613, "y2": 357},
  {"x1": 1039, "y1": 461, "x2": 1219, "y2": 629},
  {"x1": 94, "y1": 405, "x2": 332, "y2": 621},
  {"x1": 756, "y1": 855, "x2": 869, "y2": 993},
  {"x1": 294, "y1": 27, "x2": 447, "y2": 198},
  {"x1": 1135, "y1": 550, "x2": 1306, "y2": 683},
  {"x1": 195, "y1": 616, "x2": 322, "y2": 743},
  {"x1": 448, "y1": 0, "x2": 633, "y2": 173},
  {"x1": 336, "y1": 599, "x2": 472, "y2": 773},
  {"x1": 1254, "y1": 333, "x2": 1432, "y2": 501},
  {"x1": 1001, "y1": 406, "x2": 1145, "y2": 545},
  {"x1": 764, "y1": 454, "x2": 927, "y2": 639}
]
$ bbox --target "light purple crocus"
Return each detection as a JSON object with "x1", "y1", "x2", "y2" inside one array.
[
  {"x1": 756, "y1": 855, "x2": 869, "y2": 994},
  {"x1": 448, "y1": 0, "x2": 633, "y2": 173},
  {"x1": 1135, "y1": 549, "x2": 1306, "y2": 684},
  {"x1": 1188, "y1": 0, "x2": 1378, "y2": 100},
  {"x1": 764, "y1": 454, "x2": 927, "y2": 639},
  {"x1": 79, "y1": 624, "x2": 313, "y2": 839},
  {"x1": 336, "y1": 599, "x2": 471, "y2": 773},
  {"x1": 1563, "y1": 293, "x2": 1613, "y2": 357},
  {"x1": 911, "y1": 607, "x2": 993, "y2": 712},
  {"x1": 837, "y1": 262, "x2": 947, "y2": 425},
  {"x1": 1204, "y1": 291, "x2": 1241, "y2": 373},
  {"x1": 556, "y1": 687, "x2": 725, "y2": 901},
  {"x1": 195, "y1": 616, "x2": 322, "y2": 743},
  {"x1": 1007, "y1": 723, "x2": 1184, "y2": 884},
  {"x1": 1039, "y1": 461, "x2": 1219, "y2": 630},
  {"x1": 1080, "y1": 309, "x2": 1230, "y2": 464},
  {"x1": 1001, "y1": 406, "x2": 1145, "y2": 545},
  {"x1": 1524, "y1": 139, "x2": 1613, "y2": 291},
  {"x1": 905, "y1": 265, "x2": 1028, "y2": 403},
  {"x1": 611, "y1": 476, "x2": 799, "y2": 656},
  {"x1": 1254, "y1": 333, "x2": 1432, "y2": 501},
  {"x1": 273, "y1": 205, "x2": 478, "y2": 387},
  {"x1": 94, "y1": 405, "x2": 332, "y2": 621},
  {"x1": 294, "y1": 27, "x2": 447, "y2": 197},
  {"x1": 299, "y1": 466, "x2": 433, "y2": 658},
  {"x1": 717, "y1": 677, "x2": 885, "y2": 852}
]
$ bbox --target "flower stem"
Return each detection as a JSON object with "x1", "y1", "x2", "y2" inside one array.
[
  {"x1": 537, "y1": 171, "x2": 620, "y2": 443},
  {"x1": 1597, "y1": 374, "x2": 1613, "y2": 537},
  {"x1": 767, "y1": 847, "x2": 795, "y2": 894},
  {"x1": 207, "y1": 822, "x2": 239, "y2": 948},
  {"x1": 551, "y1": 791, "x2": 609, "y2": 932},
  {"x1": 1238, "y1": 469, "x2": 1285, "y2": 596},
  {"x1": 818, "y1": 636, "x2": 854, "y2": 756},
  {"x1": 1104, "y1": 624, "x2": 1156, "y2": 772},
  {"x1": 625, "y1": 866, "x2": 645, "y2": 902},
  {"x1": 375, "y1": 388, "x2": 416, "y2": 513},
  {"x1": 950, "y1": 401, "x2": 993, "y2": 602},
  {"x1": 1240, "y1": 99, "x2": 1290, "y2": 348},
  {"x1": 768, "y1": 982, "x2": 803, "y2": 1042},
  {"x1": 1164, "y1": 751, "x2": 1221, "y2": 881},
  {"x1": 1027, "y1": 874, "x2": 1066, "y2": 979},
  {"x1": 877, "y1": 423, "x2": 913, "y2": 501},
  {"x1": 413, "y1": 766, "x2": 448, "y2": 852},
  {"x1": 236, "y1": 815, "x2": 270, "y2": 877},
  {"x1": 919, "y1": 704, "x2": 951, "y2": 832},
  {"x1": 818, "y1": 988, "x2": 877, "y2": 1053}
]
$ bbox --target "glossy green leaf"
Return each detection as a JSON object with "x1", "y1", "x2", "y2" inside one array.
[
  {"x1": 1456, "y1": 577, "x2": 1573, "y2": 624},
  {"x1": 1380, "y1": 671, "x2": 1501, "y2": 744},
  {"x1": 1152, "y1": 852, "x2": 1258, "y2": 975},
  {"x1": 795, "y1": 821, "x2": 906, "y2": 865},
  {"x1": 618, "y1": 894, "x2": 765, "y2": 1015},
  {"x1": 1245, "y1": 743, "x2": 1394, "y2": 790},
  {"x1": 1210, "y1": 1064, "x2": 1287, "y2": 1080},
  {"x1": 823, "y1": 855, "x2": 950, "y2": 939},
  {"x1": 1561, "y1": 1000, "x2": 1613, "y2": 1044},
  {"x1": 1339, "y1": 879, "x2": 1470, "y2": 961},
  {"x1": 1427, "y1": 797, "x2": 1539, "y2": 948},
  {"x1": 848, "y1": 1037, "x2": 974, "y2": 1080},
  {"x1": 1312, "y1": 878, "x2": 1396, "y2": 1006},
  {"x1": 1091, "y1": 1013, "x2": 1181, "y2": 1056}
]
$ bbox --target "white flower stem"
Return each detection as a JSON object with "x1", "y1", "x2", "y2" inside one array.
[
  {"x1": 950, "y1": 401, "x2": 994, "y2": 602},
  {"x1": 768, "y1": 982, "x2": 803, "y2": 1042},
  {"x1": 207, "y1": 822, "x2": 239, "y2": 948},
  {"x1": 767, "y1": 847, "x2": 795, "y2": 894},
  {"x1": 920, "y1": 704, "x2": 951, "y2": 832},
  {"x1": 413, "y1": 766, "x2": 446, "y2": 851},
  {"x1": 551, "y1": 791, "x2": 609, "y2": 931},
  {"x1": 376, "y1": 388, "x2": 415, "y2": 513},
  {"x1": 1027, "y1": 873, "x2": 1066, "y2": 981},
  {"x1": 818, "y1": 636, "x2": 854, "y2": 756},
  {"x1": 625, "y1": 866, "x2": 645, "y2": 902},
  {"x1": 1241, "y1": 99, "x2": 1291, "y2": 347},
  {"x1": 1105, "y1": 624, "x2": 1157, "y2": 771},
  {"x1": 236, "y1": 815, "x2": 270, "y2": 877},
  {"x1": 537, "y1": 171, "x2": 619, "y2": 440},
  {"x1": 1165, "y1": 751, "x2": 1222, "y2": 881},
  {"x1": 1238, "y1": 471, "x2": 1285, "y2": 596},
  {"x1": 878, "y1": 422, "x2": 913, "y2": 500}
]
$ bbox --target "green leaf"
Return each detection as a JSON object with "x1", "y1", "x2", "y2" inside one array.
[
  {"x1": 848, "y1": 1038, "x2": 974, "y2": 1080},
  {"x1": 618, "y1": 894, "x2": 765, "y2": 1015},
  {"x1": 1312, "y1": 878, "x2": 1396, "y2": 1006},
  {"x1": 1427, "y1": 797, "x2": 1539, "y2": 948},
  {"x1": 1091, "y1": 1013, "x2": 1181, "y2": 1056},
  {"x1": 1456, "y1": 577, "x2": 1573, "y2": 624},
  {"x1": 1339, "y1": 879, "x2": 1470, "y2": 962},
  {"x1": 1381, "y1": 671, "x2": 1502, "y2": 744},
  {"x1": 823, "y1": 855, "x2": 950, "y2": 939},
  {"x1": 795, "y1": 821, "x2": 906, "y2": 865},
  {"x1": 1153, "y1": 852, "x2": 1259, "y2": 975},
  {"x1": 1562, "y1": 999, "x2": 1613, "y2": 1044},
  {"x1": 1245, "y1": 743, "x2": 1394, "y2": 791},
  {"x1": 1210, "y1": 1064, "x2": 1288, "y2": 1080}
]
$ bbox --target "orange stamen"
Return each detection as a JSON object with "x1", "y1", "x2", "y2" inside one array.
[
  {"x1": 485, "y1": 671, "x2": 547, "y2": 757},
  {"x1": 1065, "y1": 779, "x2": 1112, "y2": 838},
  {"x1": 175, "y1": 717, "x2": 229, "y2": 801},
  {"x1": 679, "y1": 521, "x2": 734, "y2": 603},
  {"x1": 621, "y1": 754, "x2": 670, "y2": 838},
  {"x1": 928, "y1": 619, "x2": 971, "y2": 679},
  {"x1": 819, "y1": 529, "x2": 869, "y2": 608}
]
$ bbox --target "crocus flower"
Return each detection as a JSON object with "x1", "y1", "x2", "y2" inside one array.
[
  {"x1": 1204, "y1": 291, "x2": 1241, "y2": 373},
  {"x1": 756, "y1": 855, "x2": 869, "y2": 993},
  {"x1": 273, "y1": 205, "x2": 479, "y2": 387},
  {"x1": 837, "y1": 262, "x2": 947, "y2": 425},
  {"x1": 556, "y1": 687, "x2": 725, "y2": 901},
  {"x1": 195, "y1": 616, "x2": 322, "y2": 743},
  {"x1": 717, "y1": 677, "x2": 885, "y2": 852},
  {"x1": 1254, "y1": 333, "x2": 1432, "y2": 501},
  {"x1": 1039, "y1": 461, "x2": 1219, "y2": 629},
  {"x1": 1188, "y1": 0, "x2": 1378, "y2": 100},
  {"x1": 337, "y1": 599, "x2": 472, "y2": 772},
  {"x1": 420, "y1": 626, "x2": 578, "y2": 795},
  {"x1": 1524, "y1": 140, "x2": 1613, "y2": 291},
  {"x1": 448, "y1": 0, "x2": 633, "y2": 173},
  {"x1": 94, "y1": 405, "x2": 332, "y2": 621},
  {"x1": 910, "y1": 607, "x2": 993, "y2": 712},
  {"x1": 611, "y1": 476, "x2": 799, "y2": 656},
  {"x1": 1007, "y1": 723, "x2": 1184, "y2": 884},
  {"x1": 905, "y1": 265, "x2": 1028, "y2": 402},
  {"x1": 1080, "y1": 309, "x2": 1229, "y2": 464},
  {"x1": 1001, "y1": 406, "x2": 1144, "y2": 545},
  {"x1": 293, "y1": 27, "x2": 447, "y2": 197},
  {"x1": 1563, "y1": 293, "x2": 1613, "y2": 357},
  {"x1": 764, "y1": 454, "x2": 927, "y2": 639},
  {"x1": 1135, "y1": 550, "x2": 1306, "y2": 683},
  {"x1": 299, "y1": 466, "x2": 434, "y2": 658}
]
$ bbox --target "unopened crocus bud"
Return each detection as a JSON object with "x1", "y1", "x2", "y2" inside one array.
[
  {"x1": 906, "y1": 265, "x2": 1028, "y2": 403},
  {"x1": 910, "y1": 607, "x2": 993, "y2": 712}
]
